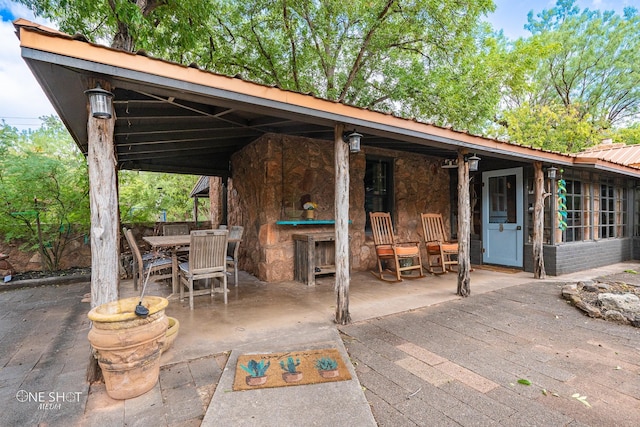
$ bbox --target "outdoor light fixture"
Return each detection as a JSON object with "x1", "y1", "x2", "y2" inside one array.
[
  {"x1": 84, "y1": 83, "x2": 114, "y2": 119},
  {"x1": 465, "y1": 153, "x2": 481, "y2": 172},
  {"x1": 343, "y1": 130, "x2": 362, "y2": 153},
  {"x1": 547, "y1": 166, "x2": 558, "y2": 180}
]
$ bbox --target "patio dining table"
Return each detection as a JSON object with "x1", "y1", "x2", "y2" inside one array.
[
  {"x1": 143, "y1": 234, "x2": 190, "y2": 296},
  {"x1": 143, "y1": 233, "x2": 239, "y2": 296}
]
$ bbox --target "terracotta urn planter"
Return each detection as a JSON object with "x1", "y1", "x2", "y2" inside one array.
[
  {"x1": 161, "y1": 316, "x2": 180, "y2": 353},
  {"x1": 87, "y1": 296, "x2": 168, "y2": 400}
]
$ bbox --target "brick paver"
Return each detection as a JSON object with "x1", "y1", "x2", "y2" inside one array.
[{"x1": 340, "y1": 281, "x2": 640, "y2": 426}]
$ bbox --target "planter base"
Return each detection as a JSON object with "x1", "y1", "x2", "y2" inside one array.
[{"x1": 88, "y1": 296, "x2": 168, "y2": 400}]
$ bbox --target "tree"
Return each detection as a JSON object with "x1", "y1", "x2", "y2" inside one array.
[
  {"x1": 19, "y1": 0, "x2": 501, "y2": 131},
  {"x1": 501, "y1": 103, "x2": 597, "y2": 152},
  {"x1": 119, "y1": 171, "x2": 199, "y2": 223},
  {"x1": 17, "y1": 0, "x2": 214, "y2": 52},
  {"x1": 0, "y1": 117, "x2": 198, "y2": 271},
  {"x1": 496, "y1": 0, "x2": 640, "y2": 150},
  {"x1": 0, "y1": 117, "x2": 90, "y2": 271}
]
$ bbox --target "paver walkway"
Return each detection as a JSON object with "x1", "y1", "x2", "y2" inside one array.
[
  {"x1": 1, "y1": 282, "x2": 91, "y2": 426},
  {"x1": 340, "y1": 280, "x2": 640, "y2": 426},
  {"x1": 2, "y1": 266, "x2": 640, "y2": 426}
]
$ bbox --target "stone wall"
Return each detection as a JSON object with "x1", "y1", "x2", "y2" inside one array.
[{"x1": 229, "y1": 133, "x2": 452, "y2": 282}]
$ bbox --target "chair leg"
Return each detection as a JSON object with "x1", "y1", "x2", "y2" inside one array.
[
  {"x1": 133, "y1": 260, "x2": 141, "y2": 291},
  {"x1": 188, "y1": 278, "x2": 194, "y2": 310},
  {"x1": 371, "y1": 257, "x2": 402, "y2": 282},
  {"x1": 394, "y1": 258, "x2": 402, "y2": 282},
  {"x1": 234, "y1": 264, "x2": 238, "y2": 287},
  {"x1": 223, "y1": 275, "x2": 228, "y2": 304}
]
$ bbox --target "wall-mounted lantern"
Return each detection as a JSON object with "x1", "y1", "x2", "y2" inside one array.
[
  {"x1": 343, "y1": 130, "x2": 362, "y2": 153},
  {"x1": 547, "y1": 166, "x2": 558, "y2": 180},
  {"x1": 84, "y1": 83, "x2": 114, "y2": 119},
  {"x1": 465, "y1": 153, "x2": 481, "y2": 172}
]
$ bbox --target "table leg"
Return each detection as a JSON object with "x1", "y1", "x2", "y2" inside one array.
[{"x1": 172, "y1": 250, "x2": 178, "y2": 295}]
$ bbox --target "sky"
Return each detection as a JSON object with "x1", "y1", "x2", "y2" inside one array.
[{"x1": 0, "y1": 0, "x2": 636, "y2": 131}]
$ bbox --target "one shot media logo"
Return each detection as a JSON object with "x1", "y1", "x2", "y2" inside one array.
[{"x1": 15, "y1": 390, "x2": 83, "y2": 410}]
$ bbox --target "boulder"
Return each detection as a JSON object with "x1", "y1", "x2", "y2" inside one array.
[
  {"x1": 575, "y1": 300, "x2": 602, "y2": 318},
  {"x1": 597, "y1": 293, "x2": 640, "y2": 313},
  {"x1": 603, "y1": 310, "x2": 628, "y2": 324}
]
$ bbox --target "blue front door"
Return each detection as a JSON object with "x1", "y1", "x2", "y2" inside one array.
[{"x1": 482, "y1": 167, "x2": 523, "y2": 267}]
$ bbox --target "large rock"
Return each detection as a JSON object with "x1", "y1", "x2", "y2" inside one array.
[
  {"x1": 597, "y1": 293, "x2": 640, "y2": 313},
  {"x1": 575, "y1": 300, "x2": 602, "y2": 318},
  {"x1": 603, "y1": 310, "x2": 628, "y2": 324}
]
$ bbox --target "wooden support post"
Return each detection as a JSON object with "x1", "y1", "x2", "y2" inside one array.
[
  {"x1": 86, "y1": 81, "x2": 118, "y2": 382},
  {"x1": 533, "y1": 161, "x2": 546, "y2": 279},
  {"x1": 334, "y1": 123, "x2": 351, "y2": 325},
  {"x1": 88, "y1": 110, "x2": 119, "y2": 307},
  {"x1": 457, "y1": 150, "x2": 471, "y2": 297}
]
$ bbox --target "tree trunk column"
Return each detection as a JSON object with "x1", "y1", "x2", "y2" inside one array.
[
  {"x1": 88, "y1": 105, "x2": 119, "y2": 308},
  {"x1": 334, "y1": 123, "x2": 351, "y2": 325},
  {"x1": 532, "y1": 161, "x2": 546, "y2": 279},
  {"x1": 457, "y1": 150, "x2": 471, "y2": 297}
]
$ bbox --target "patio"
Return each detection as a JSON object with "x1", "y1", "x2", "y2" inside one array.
[
  {"x1": 125, "y1": 267, "x2": 537, "y2": 364},
  {"x1": 4, "y1": 262, "x2": 639, "y2": 425}
]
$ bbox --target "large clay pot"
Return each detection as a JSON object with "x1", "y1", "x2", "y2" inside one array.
[
  {"x1": 161, "y1": 316, "x2": 180, "y2": 353},
  {"x1": 88, "y1": 296, "x2": 168, "y2": 400}
]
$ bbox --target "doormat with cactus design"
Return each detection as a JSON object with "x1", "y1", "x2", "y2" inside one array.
[{"x1": 233, "y1": 348, "x2": 352, "y2": 391}]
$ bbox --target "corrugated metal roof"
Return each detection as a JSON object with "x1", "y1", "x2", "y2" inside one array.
[
  {"x1": 14, "y1": 19, "x2": 640, "y2": 179},
  {"x1": 576, "y1": 142, "x2": 640, "y2": 169}
]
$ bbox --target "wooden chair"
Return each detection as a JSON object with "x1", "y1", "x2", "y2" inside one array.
[
  {"x1": 226, "y1": 225, "x2": 244, "y2": 287},
  {"x1": 179, "y1": 229, "x2": 228, "y2": 310},
  {"x1": 420, "y1": 213, "x2": 458, "y2": 274},
  {"x1": 122, "y1": 227, "x2": 172, "y2": 290},
  {"x1": 163, "y1": 223, "x2": 190, "y2": 260},
  {"x1": 369, "y1": 212, "x2": 424, "y2": 282},
  {"x1": 162, "y1": 223, "x2": 189, "y2": 236}
]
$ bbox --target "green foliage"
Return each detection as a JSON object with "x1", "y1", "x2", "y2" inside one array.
[
  {"x1": 19, "y1": 0, "x2": 501, "y2": 132},
  {"x1": 19, "y1": 0, "x2": 639, "y2": 153},
  {"x1": 497, "y1": 0, "x2": 640, "y2": 151},
  {"x1": 118, "y1": 171, "x2": 199, "y2": 223},
  {"x1": 499, "y1": 103, "x2": 598, "y2": 152},
  {"x1": 279, "y1": 356, "x2": 301, "y2": 374},
  {"x1": 315, "y1": 357, "x2": 338, "y2": 371},
  {"x1": 0, "y1": 117, "x2": 200, "y2": 270},
  {"x1": 240, "y1": 359, "x2": 270, "y2": 377},
  {"x1": 612, "y1": 124, "x2": 640, "y2": 145},
  {"x1": 0, "y1": 118, "x2": 90, "y2": 271}
]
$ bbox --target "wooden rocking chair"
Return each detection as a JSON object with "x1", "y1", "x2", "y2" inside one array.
[
  {"x1": 420, "y1": 213, "x2": 458, "y2": 274},
  {"x1": 370, "y1": 212, "x2": 424, "y2": 282}
]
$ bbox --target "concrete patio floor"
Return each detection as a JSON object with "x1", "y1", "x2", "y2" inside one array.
[
  {"x1": 140, "y1": 266, "x2": 541, "y2": 364},
  {"x1": 2, "y1": 262, "x2": 639, "y2": 426}
]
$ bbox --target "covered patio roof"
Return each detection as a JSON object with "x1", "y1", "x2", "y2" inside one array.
[{"x1": 15, "y1": 19, "x2": 640, "y2": 180}]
